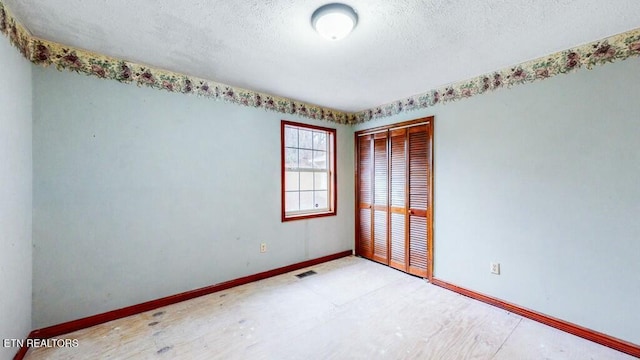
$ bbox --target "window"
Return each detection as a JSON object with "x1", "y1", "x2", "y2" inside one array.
[{"x1": 281, "y1": 120, "x2": 337, "y2": 221}]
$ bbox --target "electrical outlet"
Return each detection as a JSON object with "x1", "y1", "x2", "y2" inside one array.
[
  {"x1": 490, "y1": 262, "x2": 500, "y2": 275},
  {"x1": 260, "y1": 243, "x2": 267, "y2": 253}
]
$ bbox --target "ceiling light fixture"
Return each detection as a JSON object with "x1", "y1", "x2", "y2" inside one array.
[{"x1": 311, "y1": 3, "x2": 358, "y2": 41}]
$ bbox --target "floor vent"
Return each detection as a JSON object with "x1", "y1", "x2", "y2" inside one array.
[{"x1": 296, "y1": 270, "x2": 317, "y2": 279}]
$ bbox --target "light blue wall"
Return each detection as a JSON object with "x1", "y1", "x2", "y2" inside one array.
[
  {"x1": 0, "y1": 39, "x2": 32, "y2": 359},
  {"x1": 32, "y1": 67, "x2": 354, "y2": 328},
  {"x1": 355, "y1": 59, "x2": 640, "y2": 344},
  {"x1": 25, "y1": 39, "x2": 640, "y2": 344}
]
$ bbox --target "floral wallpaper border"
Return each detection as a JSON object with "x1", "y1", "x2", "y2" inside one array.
[
  {"x1": 0, "y1": 1, "x2": 356, "y2": 125},
  {"x1": 1, "y1": 0, "x2": 639, "y2": 125},
  {"x1": 356, "y1": 28, "x2": 640, "y2": 122},
  {"x1": 0, "y1": 1, "x2": 32, "y2": 60}
]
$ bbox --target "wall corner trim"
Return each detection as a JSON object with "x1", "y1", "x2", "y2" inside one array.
[{"x1": 431, "y1": 278, "x2": 640, "y2": 358}]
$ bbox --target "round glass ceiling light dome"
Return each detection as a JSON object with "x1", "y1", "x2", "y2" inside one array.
[{"x1": 311, "y1": 3, "x2": 358, "y2": 41}]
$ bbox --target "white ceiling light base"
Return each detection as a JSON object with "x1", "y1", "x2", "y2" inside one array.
[{"x1": 311, "y1": 3, "x2": 358, "y2": 41}]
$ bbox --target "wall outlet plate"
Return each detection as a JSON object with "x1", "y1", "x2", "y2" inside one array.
[
  {"x1": 260, "y1": 243, "x2": 267, "y2": 253},
  {"x1": 490, "y1": 262, "x2": 500, "y2": 275}
]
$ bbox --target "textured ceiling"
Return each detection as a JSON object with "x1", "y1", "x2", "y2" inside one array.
[{"x1": 4, "y1": 0, "x2": 640, "y2": 112}]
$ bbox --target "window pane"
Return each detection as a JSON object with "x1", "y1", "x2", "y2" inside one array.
[
  {"x1": 299, "y1": 149, "x2": 313, "y2": 169},
  {"x1": 314, "y1": 191, "x2": 328, "y2": 209},
  {"x1": 284, "y1": 126, "x2": 298, "y2": 147},
  {"x1": 285, "y1": 192, "x2": 299, "y2": 211},
  {"x1": 313, "y1": 150, "x2": 328, "y2": 169},
  {"x1": 300, "y1": 172, "x2": 314, "y2": 191},
  {"x1": 299, "y1": 130, "x2": 313, "y2": 149},
  {"x1": 300, "y1": 191, "x2": 314, "y2": 210},
  {"x1": 285, "y1": 148, "x2": 298, "y2": 169},
  {"x1": 314, "y1": 172, "x2": 328, "y2": 190},
  {"x1": 313, "y1": 131, "x2": 327, "y2": 150},
  {"x1": 285, "y1": 171, "x2": 299, "y2": 191}
]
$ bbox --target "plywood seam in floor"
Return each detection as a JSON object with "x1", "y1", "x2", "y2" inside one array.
[{"x1": 490, "y1": 317, "x2": 523, "y2": 360}]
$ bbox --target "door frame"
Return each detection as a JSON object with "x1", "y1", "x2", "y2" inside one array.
[{"x1": 354, "y1": 116, "x2": 434, "y2": 281}]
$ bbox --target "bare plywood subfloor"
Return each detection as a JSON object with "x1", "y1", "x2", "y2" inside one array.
[{"x1": 24, "y1": 256, "x2": 634, "y2": 359}]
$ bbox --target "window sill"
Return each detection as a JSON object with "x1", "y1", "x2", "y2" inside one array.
[{"x1": 282, "y1": 211, "x2": 336, "y2": 222}]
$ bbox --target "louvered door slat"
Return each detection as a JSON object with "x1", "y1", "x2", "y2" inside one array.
[
  {"x1": 409, "y1": 127, "x2": 429, "y2": 211},
  {"x1": 390, "y1": 130, "x2": 406, "y2": 207},
  {"x1": 374, "y1": 210, "x2": 388, "y2": 261},
  {"x1": 390, "y1": 212, "x2": 405, "y2": 266},
  {"x1": 408, "y1": 124, "x2": 429, "y2": 277},
  {"x1": 357, "y1": 135, "x2": 373, "y2": 259},
  {"x1": 374, "y1": 137, "x2": 388, "y2": 206},
  {"x1": 359, "y1": 208, "x2": 372, "y2": 257},
  {"x1": 372, "y1": 134, "x2": 389, "y2": 263},
  {"x1": 389, "y1": 129, "x2": 407, "y2": 270},
  {"x1": 359, "y1": 136, "x2": 372, "y2": 205},
  {"x1": 409, "y1": 216, "x2": 428, "y2": 271}
]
